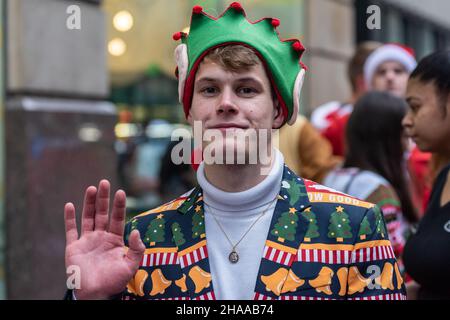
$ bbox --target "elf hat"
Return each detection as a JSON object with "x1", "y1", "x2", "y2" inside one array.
[
  {"x1": 364, "y1": 43, "x2": 417, "y2": 88},
  {"x1": 172, "y1": 2, "x2": 307, "y2": 126}
]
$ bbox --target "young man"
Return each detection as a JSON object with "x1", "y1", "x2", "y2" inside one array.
[{"x1": 64, "y1": 3, "x2": 405, "y2": 300}]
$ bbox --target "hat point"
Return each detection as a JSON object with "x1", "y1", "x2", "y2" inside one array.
[
  {"x1": 292, "y1": 41, "x2": 304, "y2": 52},
  {"x1": 271, "y1": 18, "x2": 280, "y2": 28},
  {"x1": 192, "y1": 5, "x2": 203, "y2": 14},
  {"x1": 230, "y1": 2, "x2": 243, "y2": 11},
  {"x1": 172, "y1": 32, "x2": 182, "y2": 41}
]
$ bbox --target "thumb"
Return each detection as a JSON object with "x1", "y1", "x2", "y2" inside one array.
[{"x1": 126, "y1": 229, "x2": 145, "y2": 267}]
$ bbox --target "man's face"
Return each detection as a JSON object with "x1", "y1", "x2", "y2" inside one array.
[
  {"x1": 188, "y1": 58, "x2": 284, "y2": 163},
  {"x1": 403, "y1": 78, "x2": 450, "y2": 154},
  {"x1": 372, "y1": 61, "x2": 409, "y2": 97}
]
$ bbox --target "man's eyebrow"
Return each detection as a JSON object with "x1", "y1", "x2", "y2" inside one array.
[
  {"x1": 195, "y1": 77, "x2": 217, "y2": 83},
  {"x1": 195, "y1": 76, "x2": 264, "y2": 86},
  {"x1": 235, "y1": 77, "x2": 264, "y2": 86}
]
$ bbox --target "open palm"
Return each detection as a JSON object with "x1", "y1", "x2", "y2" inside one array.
[{"x1": 64, "y1": 180, "x2": 145, "y2": 300}]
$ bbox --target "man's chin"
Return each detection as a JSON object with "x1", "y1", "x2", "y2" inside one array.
[{"x1": 202, "y1": 141, "x2": 247, "y2": 164}]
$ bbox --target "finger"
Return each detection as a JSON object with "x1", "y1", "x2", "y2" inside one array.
[
  {"x1": 81, "y1": 186, "x2": 97, "y2": 234},
  {"x1": 64, "y1": 203, "x2": 79, "y2": 245},
  {"x1": 108, "y1": 190, "x2": 127, "y2": 237},
  {"x1": 94, "y1": 179, "x2": 110, "y2": 231},
  {"x1": 125, "y1": 230, "x2": 145, "y2": 268}
]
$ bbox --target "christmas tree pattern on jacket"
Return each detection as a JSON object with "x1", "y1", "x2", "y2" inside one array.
[{"x1": 95, "y1": 165, "x2": 406, "y2": 301}]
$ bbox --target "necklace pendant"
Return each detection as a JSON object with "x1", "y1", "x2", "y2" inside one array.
[{"x1": 229, "y1": 250, "x2": 239, "y2": 263}]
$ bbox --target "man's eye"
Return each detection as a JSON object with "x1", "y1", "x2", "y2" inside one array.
[
  {"x1": 238, "y1": 87, "x2": 257, "y2": 95},
  {"x1": 201, "y1": 87, "x2": 218, "y2": 95}
]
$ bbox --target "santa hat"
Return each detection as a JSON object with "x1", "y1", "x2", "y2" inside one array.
[
  {"x1": 172, "y1": 2, "x2": 307, "y2": 127},
  {"x1": 364, "y1": 43, "x2": 417, "y2": 88}
]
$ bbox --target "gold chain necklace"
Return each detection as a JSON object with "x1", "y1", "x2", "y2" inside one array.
[{"x1": 204, "y1": 197, "x2": 277, "y2": 264}]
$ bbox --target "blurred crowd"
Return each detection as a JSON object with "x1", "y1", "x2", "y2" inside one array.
[{"x1": 287, "y1": 44, "x2": 450, "y2": 299}]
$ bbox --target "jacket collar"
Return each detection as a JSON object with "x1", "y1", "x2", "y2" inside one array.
[{"x1": 177, "y1": 165, "x2": 311, "y2": 215}]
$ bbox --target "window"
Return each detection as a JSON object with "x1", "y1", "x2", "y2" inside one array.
[{"x1": 356, "y1": 0, "x2": 450, "y2": 59}]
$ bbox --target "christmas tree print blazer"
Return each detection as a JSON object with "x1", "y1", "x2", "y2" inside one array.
[{"x1": 100, "y1": 165, "x2": 407, "y2": 300}]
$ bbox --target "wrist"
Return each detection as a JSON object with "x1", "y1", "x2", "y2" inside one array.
[{"x1": 73, "y1": 288, "x2": 109, "y2": 300}]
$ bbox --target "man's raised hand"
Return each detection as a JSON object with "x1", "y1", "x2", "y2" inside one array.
[{"x1": 64, "y1": 180, "x2": 145, "y2": 300}]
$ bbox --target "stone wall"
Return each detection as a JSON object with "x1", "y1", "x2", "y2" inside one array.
[{"x1": 5, "y1": 0, "x2": 118, "y2": 299}]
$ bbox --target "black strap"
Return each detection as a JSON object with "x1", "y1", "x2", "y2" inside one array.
[{"x1": 342, "y1": 169, "x2": 362, "y2": 194}]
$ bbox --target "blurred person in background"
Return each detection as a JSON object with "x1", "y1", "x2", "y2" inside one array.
[
  {"x1": 311, "y1": 41, "x2": 381, "y2": 156},
  {"x1": 402, "y1": 51, "x2": 450, "y2": 300},
  {"x1": 324, "y1": 91, "x2": 419, "y2": 278},
  {"x1": 363, "y1": 44, "x2": 416, "y2": 98}
]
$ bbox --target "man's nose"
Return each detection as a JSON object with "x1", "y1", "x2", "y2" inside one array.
[{"x1": 216, "y1": 88, "x2": 238, "y2": 115}]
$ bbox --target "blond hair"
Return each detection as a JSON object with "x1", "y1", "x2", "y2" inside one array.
[
  {"x1": 203, "y1": 45, "x2": 261, "y2": 72},
  {"x1": 202, "y1": 45, "x2": 276, "y2": 100}
]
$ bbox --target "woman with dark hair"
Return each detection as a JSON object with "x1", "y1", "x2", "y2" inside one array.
[
  {"x1": 402, "y1": 51, "x2": 450, "y2": 299},
  {"x1": 324, "y1": 91, "x2": 418, "y2": 278}
]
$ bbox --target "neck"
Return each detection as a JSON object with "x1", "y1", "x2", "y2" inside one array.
[
  {"x1": 203, "y1": 151, "x2": 276, "y2": 192},
  {"x1": 197, "y1": 148, "x2": 284, "y2": 213},
  {"x1": 433, "y1": 152, "x2": 450, "y2": 175}
]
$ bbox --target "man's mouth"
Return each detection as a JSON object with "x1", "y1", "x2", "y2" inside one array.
[{"x1": 208, "y1": 123, "x2": 249, "y2": 130}]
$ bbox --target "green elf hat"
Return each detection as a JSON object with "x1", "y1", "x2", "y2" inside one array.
[{"x1": 172, "y1": 2, "x2": 307, "y2": 126}]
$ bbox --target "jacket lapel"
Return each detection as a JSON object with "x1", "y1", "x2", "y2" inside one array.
[
  {"x1": 176, "y1": 187, "x2": 216, "y2": 300},
  {"x1": 254, "y1": 165, "x2": 312, "y2": 299}
]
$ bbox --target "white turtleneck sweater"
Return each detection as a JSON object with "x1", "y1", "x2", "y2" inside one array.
[{"x1": 197, "y1": 149, "x2": 284, "y2": 300}]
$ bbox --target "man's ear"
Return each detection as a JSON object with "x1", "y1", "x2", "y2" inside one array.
[
  {"x1": 272, "y1": 99, "x2": 285, "y2": 129},
  {"x1": 187, "y1": 111, "x2": 194, "y2": 126}
]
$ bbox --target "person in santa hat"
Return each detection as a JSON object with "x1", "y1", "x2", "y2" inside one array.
[
  {"x1": 321, "y1": 43, "x2": 418, "y2": 158},
  {"x1": 364, "y1": 43, "x2": 417, "y2": 98}
]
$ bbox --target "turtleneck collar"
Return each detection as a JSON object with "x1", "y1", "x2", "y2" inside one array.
[{"x1": 196, "y1": 148, "x2": 284, "y2": 216}]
